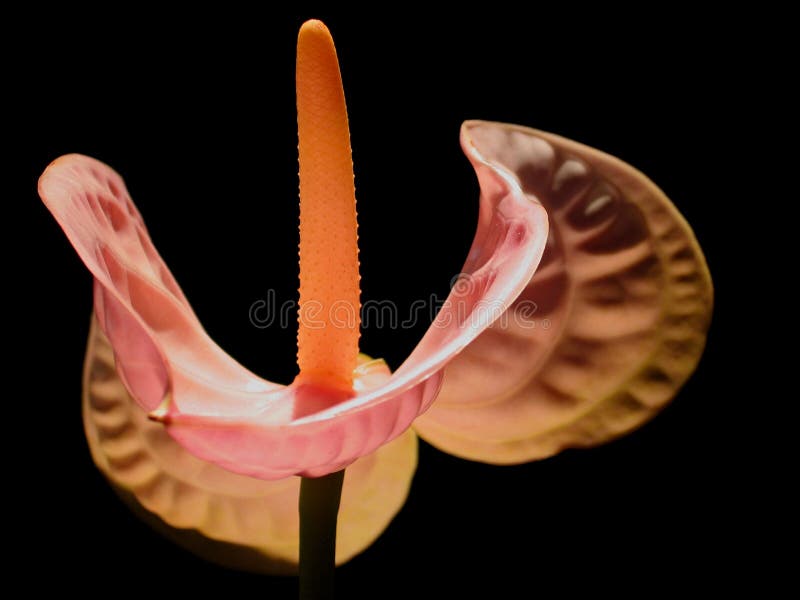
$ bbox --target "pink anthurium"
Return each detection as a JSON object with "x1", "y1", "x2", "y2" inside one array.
[
  {"x1": 37, "y1": 120, "x2": 547, "y2": 481},
  {"x1": 39, "y1": 17, "x2": 712, "y2": 594}
]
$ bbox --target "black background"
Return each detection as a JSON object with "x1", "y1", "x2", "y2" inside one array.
[{"x1": 9, "y1": 7, "x2": 742, "y2": 598}]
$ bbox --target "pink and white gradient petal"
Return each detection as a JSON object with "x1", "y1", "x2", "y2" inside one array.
[{"x1": 38, "y1": 128, "x2": 548, "y2": 480}]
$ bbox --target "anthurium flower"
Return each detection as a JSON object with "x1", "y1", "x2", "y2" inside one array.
[
  {"x1": 41, "y1": 20, "x2": 712, "y2": 575},
  {"x1": 38, "y1": 119, "x2": 545, "y2": 481}
]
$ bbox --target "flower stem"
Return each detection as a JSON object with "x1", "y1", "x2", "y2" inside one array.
[{"x1": 299, "y1": 469, "x2": 345, "y2": 600}]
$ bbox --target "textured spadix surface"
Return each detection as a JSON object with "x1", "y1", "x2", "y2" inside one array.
[
  {"x1": 83, "y1": 318, "x2": 417, "y2": 573},
  {"x1": 415, "y1": 121, "x2": 713, "y2": 463}
]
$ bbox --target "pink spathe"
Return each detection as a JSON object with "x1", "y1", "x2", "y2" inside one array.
[{"x1": 38, "y1": 124, "x2": 549, "y2": 480}]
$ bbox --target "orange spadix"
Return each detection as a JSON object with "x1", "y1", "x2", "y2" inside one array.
[{"x1": 295, "y1": 20, "x2": 360, "y2": 391}]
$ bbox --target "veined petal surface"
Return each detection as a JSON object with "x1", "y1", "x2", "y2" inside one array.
[
  {"x1": 415, "y1": 121, "x2": 712, "y2": 463},
  {"x1": 84, "y1": 319, "x2": 417, "y2": 572},
  {"x1": 40, "y1": 148, "x2": 547, "y2": 478}
]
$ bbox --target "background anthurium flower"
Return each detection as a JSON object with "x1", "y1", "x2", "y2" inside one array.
[
  {"x1": 83, "y1": 319, "x2": 418, "y2": 572},
  {"x1": 64, "y1": 119, "x2": 711, "y2": 572},
  {"x1": 415, "y1": 122, "x2": 713, "y2": 462}
]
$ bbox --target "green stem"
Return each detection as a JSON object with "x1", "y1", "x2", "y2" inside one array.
[{"x1": 299, "y1": 469, "x2": 345, "y2": 600}]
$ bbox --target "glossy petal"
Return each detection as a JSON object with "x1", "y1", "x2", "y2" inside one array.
[
  {"x1": 83, "y1": 318, "x2": 416, "y2": 572},
  {"x1": 414, "y1": 121, "x2": 713, "y2": 463},
  {"x1": 39, "y1": 151, "x2": 547, "y2": 479}
]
